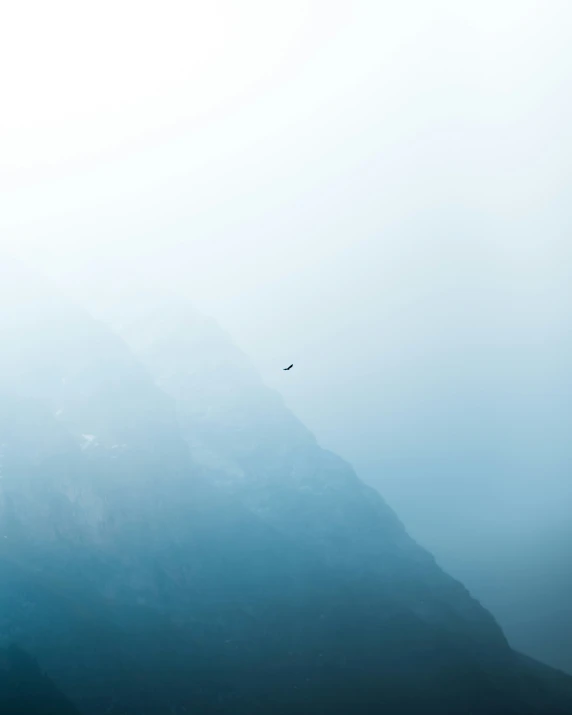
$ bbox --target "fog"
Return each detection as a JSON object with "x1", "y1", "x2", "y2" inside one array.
[{"x1": 2, "y1": 0, "x2": 571, "y2": 673}]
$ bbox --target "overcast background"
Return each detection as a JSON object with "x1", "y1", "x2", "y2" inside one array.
[{"x1": 2, "y1": 0, "x2": 571, "y2": 672}]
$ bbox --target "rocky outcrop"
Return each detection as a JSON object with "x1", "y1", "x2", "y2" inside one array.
[{"x1": 0, "y1": 644, "x2": 80, "y2": 714}]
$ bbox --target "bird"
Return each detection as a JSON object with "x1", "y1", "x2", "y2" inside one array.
[{"x1": 283, "y1": 364, "x2": 293, "y2": 371}]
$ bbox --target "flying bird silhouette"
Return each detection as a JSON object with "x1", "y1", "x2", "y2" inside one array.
[{"x1": 283, "y1": 364, "x2": 293, "y2": 371}]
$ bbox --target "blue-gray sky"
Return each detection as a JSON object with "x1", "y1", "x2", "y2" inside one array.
[{"x1": 1, "y1": 0, "x2": 571, "y2": 672}]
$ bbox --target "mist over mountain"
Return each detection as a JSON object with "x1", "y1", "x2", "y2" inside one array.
[{"x1": 0, "y1": 258, "x2": 571, "y2": 714}]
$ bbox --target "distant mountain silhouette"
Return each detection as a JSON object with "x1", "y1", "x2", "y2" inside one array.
[{"x1": 0, "y1": 265, "x2": 571, "y2": 714}]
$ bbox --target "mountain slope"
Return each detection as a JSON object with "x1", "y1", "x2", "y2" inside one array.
[
  {"x1": 94, "y1": 292, "x2": 506, "y2": 641},
  {"x1": 1, "y1": 261, "x2": 571, "y2": 714},
  {"x1": 0, "y1": 644, "x2": 80, "y2": 715}
]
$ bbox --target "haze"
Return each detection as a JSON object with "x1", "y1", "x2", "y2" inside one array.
[{"x1": 2, "y1": 0, "x2": 571, "y2": 672}]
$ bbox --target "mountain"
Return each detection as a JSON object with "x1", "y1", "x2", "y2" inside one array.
[{"x1": 1, "y1": 259, "x2": 571, "y2": 714}]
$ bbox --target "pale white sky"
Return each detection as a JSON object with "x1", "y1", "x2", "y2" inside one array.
[{"x1": 2, "y1": 0, "x2": 571, "y2": 507}]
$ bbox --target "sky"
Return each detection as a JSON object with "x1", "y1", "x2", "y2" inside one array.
[{"x1": 1, "y1": 0, "x2": 571, "y2": 671}]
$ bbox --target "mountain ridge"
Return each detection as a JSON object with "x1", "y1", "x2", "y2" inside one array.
[{"x1": 0, "y1": 260, "x2": 571, "y2": 714}]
